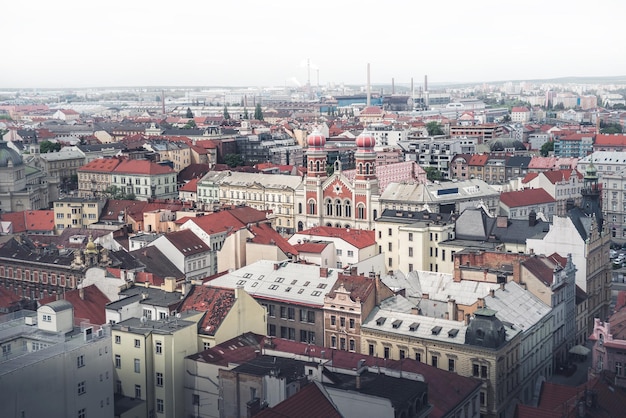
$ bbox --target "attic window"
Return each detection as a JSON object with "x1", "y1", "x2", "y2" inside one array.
[
  {"x1": 409, "y1": 322, "x2": 420, "y2": 331},
  {"x1": 376, "y1": 317, "x2": 387, "y2": 326},
  {"x1": 431, "y1": 326, "x2": 442, "y2": 335},
  {"x1": 392, "y1": 320, "x2": 403, "y2": 329},
  {"x1": 268, "y1": 284, "x2": 279, "y2": 290},
  {"x1": 303, "y1": 281, "x2": 310, "y2": 287},
  {"x1": 291, "y1": 280, "x2": 297, "y2": 285},
  {"x1": 317, "y1": 283, "x2": 327, "y2": 289},
  {"x1": 311, "y1": 291, "x2": 322, "y2": 297},
  {"x1": 275, "y1": 277, "x2": 285, "y2": 283},
  {"x1": 236, "y1": 280, "x2": 246, "y2": 286},
  {"x1": 297, "y1": 289, "x2": 304, "y2": 294},
  {"x1": 243, "y1": 273, "x2": 252, "y2": 278},
  {"x1": 251, "y1": 282, "x2": 258, "y2": 287},
  {"x1": 285, "y1": 287, "x2": 292, "y2": 292},
  {"x1": 448, "y1": 328, "x2": 459, "y2": 338}
]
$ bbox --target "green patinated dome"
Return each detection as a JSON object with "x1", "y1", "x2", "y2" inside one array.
[{"x1": 0, "y1": 141, "x2": 23, "y2": 167}]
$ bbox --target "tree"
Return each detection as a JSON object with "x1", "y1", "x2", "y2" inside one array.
[
  {"x1": 254, "y1": 103, "x2": 264, "y2": 121},
  {"x1": 540, "y1": 141, "x2": 554, "y2": 157},
  {"x1": 426, "y1": 121, "x2": 444, "y2": 136},
  {"x1": 501, "y1": 114, "x2": 511, "y2": 123},
  {"x1": 186, "y1": 107, "x2": 194, "y2": 118},
  {"x1": 243, "y1": 108, "x2": 249, "y2": 119},
  {"x1": 600, "y1": 121, "x2": 623, "y2": 134},
  {"x1": 183, "y1": 120, "x2": 197, "y2": 129},
  {"x1": 40, "y1": 140, "x2": 61, "y2": 153},
  {"x1": 223, "y1": 105, "x2": 231, "y2": 120},
  {"x1": 424, "y1": 166, "x2": 444, "y2": 182},
  {"x1": 224, "y1": 153, "x2": 244, "y2": 168}
]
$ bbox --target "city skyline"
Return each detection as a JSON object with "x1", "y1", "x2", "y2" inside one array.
[{"x1": 3, "y1": 0, "x2": 626, "y2": 89}]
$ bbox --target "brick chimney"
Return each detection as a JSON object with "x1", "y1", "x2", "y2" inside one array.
[
  {"x1": 79, "y1": 287, "x2": 85, "y2": 300},
  {"x1": 320, "y1": 267, "x2": 329, "y2": 278}
]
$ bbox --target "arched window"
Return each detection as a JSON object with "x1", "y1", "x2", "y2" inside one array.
[
  {"x1": 358, "y1": 163, "x2": 363, "y2": 174},
  {"x1": 326, "y1": 222, "x2": 333, "y2": 227},
  {"x1": 326, "y1": 199, "x2": 333, "y2": 216},
  {"x1": 344, "y1": 200, "x2": 352, "y2": 218},
  {"x1": 298, "y1": 221, "x2": 304, "y2": 232},
  {"x1": 308, "y1": 200, "x2": 316, "y2": 215},
  {"x1": 309, "y1": 161, "x2": 313, "y2": 172},
  {"x1": 335, "y1": 199, "x2": 342, "y2": 217},
  {"x1": 315, "y1": 161, "x2": 321, "y2": 172},
  {"x1": 357, "y1": 204, "x2": 366, "y2": 219}
]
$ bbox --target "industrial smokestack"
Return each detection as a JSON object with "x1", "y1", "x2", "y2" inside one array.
[
  {"x1": 424, "y1": 75, "x2": 428, "y2": 92},
  {"x1": 392, "y1": 78, "x2": 395, "y2": 95},
  {"x1": 411, "y1": 78, "x2": 414, "y2": 97},
  {"x1": 367, "y1": 63, "x2": 371, "y2": 107}
]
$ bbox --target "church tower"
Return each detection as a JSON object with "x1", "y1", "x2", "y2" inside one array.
[
  {"x1": 581, "y1": 158, "x2": 603, "y2": 232},
  {"x1": 353, "y1": 132, "x2": 379, "y2": 226},
  {"x1": 303, "y1": 130, "x2": 327, "y2": 226}
]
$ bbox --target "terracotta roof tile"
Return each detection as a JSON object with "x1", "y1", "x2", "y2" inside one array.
[
  {"x1": 248, "y1": 223, "x2": 298, "y2": 256},
  {"x1": 78, "y1": 158, "x2": 121, "y2": 173},
  {"x1": 178, "y1": 285, "x2": 236, "y2": 336},
  {"x1": 500, "y1": 188, "x2": 555, "y2": 208},
  {"x1": 296, "y1": 226, "x2": 375, "y2": 249},
  {"x1": 113, "y1": 159, "x2": 175, "y2": 175},
  {"x1": 39, "y1": 285, "x2": 110, "y2": 325}
]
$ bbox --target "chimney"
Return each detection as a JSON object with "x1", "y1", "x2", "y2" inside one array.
[
  {"x1": 274, "y1": 263, "x2": 279, "y2": 270},
  {"x1": 489, "y1": 289, "x2": 495, "y2": 298},
  {"x1": 79, "y1": 287, "x2": 85, "y2": 300},
  {"x1": 529, "y1": 210, "x2": 537, "y2": 227},
  {"x1": 447, "y1": 299, "x2": 457, "y2": 321},
  {"x1": 411, "y1": 307, "x2": 419, "y2": 315},
  {"x1": 500, "y1": 282, "x2": 505, "y2": 291},
  {"x1": 496, "y1": 216, "x2": 508, "y2": 228},
  {"x1": 375, "y1": 273, "x2": 381, "y2": 305},
  {"x1": 320, "y1": 267, "x2": 329, "y2": 278},
  {"x1": 477, "y1": 297, "x2": 485, "y2": 308},
  {"x1": 465, "y1": 313, "x2": 471, "y2": 325}
]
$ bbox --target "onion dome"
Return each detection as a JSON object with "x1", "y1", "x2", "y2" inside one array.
[
  {"x1": 355, "y1": 132, "x2": 376, "y2": 149},
  {"x1": 307, "y1": 130, "x2": 326, "y2": 148},
  {"x1": 0, "y1": 141, "x2": 23, "y2": 167}
]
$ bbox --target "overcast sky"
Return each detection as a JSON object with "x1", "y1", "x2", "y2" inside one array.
[{"x1": 3, "y1": 0, "x2": 625, "y2": 89}]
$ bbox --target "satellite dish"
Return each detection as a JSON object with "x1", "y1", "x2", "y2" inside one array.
[
  {"x1": 176, "y1": 313, "x2": 182, "y2": 319},
  {"x1": 140, "y1": 316, "x2": 147, "y2": 325}
]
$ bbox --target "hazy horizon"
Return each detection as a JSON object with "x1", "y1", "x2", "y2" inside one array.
[{"x1": 4, "y1": 0, "x2": 626, "y2": 89}]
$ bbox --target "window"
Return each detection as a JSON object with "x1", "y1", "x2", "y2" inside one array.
[
  {"x1": 480, "y1": 391, "x2": 486, "y2": 406},
  {"x1": 399, "y1": 349, "x2": 405, "y2": 359},
  {"x1": 116, "y1": 380, "x2": 122, "y2": 394},
  {"x1": 134, "y1": 358, "x2": 141, "y2": 373},
  {"x1": 388, "y1": 242, "x2": 392, "y2": 251},
  {"x1": 280, "y1": 306, "x2": 287, "y2": 318},
  {"x1": 156, "y1": 372, "x2": 163, "y2": 387},
  {"x1": 448, "y1": 358, "x2": 455, "y2": 372},
  {"x1": 340, "y1": 317, "x2": 346, "y2": 327},
  {"x1": 135, "y1": 384, "x2": 141, "y2": 399},
  {"x1": 388, "y1": 228, "x2": 392, "y2": 236},
  {"x1": 78, "y1": 408, "x2": 86, "y2": 418},
  {"x1": 157, "y1": 399, "x2": 164, "y2": 414},
  {"x1": 415, "y1": 352, "x2": 421, "y2": 362},
  {"x1": 77, "y1": 381, "x2": 86, "y2": 395},
  {"x1": 481, "y1": 365, "x2": 488, "y2": 378},
  {"x1": 115, "y1": 354, "x2": 121, "y2": 368},
  {"x1": 408, "y1": 247, "x2": 413, "y2": 257},
  {"x1": 384, "y1": 347, "x2": 390, "y2": 358},
  {"x1": 77, "y1": 355, "x2": 84, "y2": 368},
  {"x1": 369, "y1": 344, "x2": 375, "y2": 356},
  {"x1": 408, "y1": 233, "x2": 413, "y2": 241},
  {"x1": 134, "y1": 339, "x2": 141, "y2": 348},
  {"x1": 42, "y1": 314, "x2": 51, "y2": 322},
  {"x1": 331, "y1": 336, "x2": 337, "y2": 348},
  {"x1": 473, "y1": 364, "x2": 479, "y2": 377},
  {"x1": 340, "y1": 338, "x2": 346, "y2": 350},
  {"x1": 193, "y1": 394, "x2": 200, "y2": 405},
  {"x1": 115, "y1": 335, "x2": 121, "y2": 344},
  {"x1": 156, "y1": 341, "x2": 162, "y2": 354},
  {"x1": 331, "y1": 315, "x2": 336, "y2": 326},
  {"x1": 349, "y1": 339, "x2": 355, "y2": 351},
  {"x1": 349, "y1": 318, "x2": 355, "y2": 329},
  {"x1": 336, "y1": 249, "x2": 342, "y2": 256},
  {"x1": 431, "y1": 355, "x2": 438, "y2": 368},
  {"x1": 288, "y1": 307, "x2": 295, "y2": 320},
  {"x1": 616, "y1": 362, "x2": 623, "y2": 376},
  {"x1": 268, "y1": 324, "x2": 276, "y2": 336}
]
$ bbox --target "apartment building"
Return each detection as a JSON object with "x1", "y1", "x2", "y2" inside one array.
[
  {"x1": 521, "y1": 169, "x2": 584, "y2": 216},
  {"x1": 0, "y1": 307, "x2": 113, "y2": 418},
  {"x1": 111, "y1": 311, "x2": 201, "y2": 418},
  {"x1": 112, "y1": 159, "x2": 178, "y2": 201},
  {"x1": 53, "y1": 197, "x2": 106, "y2": 230},
  {"x1": 76, "y1": 157, "x2": 121, "y2": 198}
]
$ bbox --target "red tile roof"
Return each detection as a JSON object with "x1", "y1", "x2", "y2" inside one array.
[
  {"x1": 39, "y1": 285, "x2": 110, "y2": 325},
  {"x1": 179, "y1": 177, "x2": 199, "y2": 192},
  {"x1": 522, "y1": 256, "x2": 554, "y2": 286},
  {"x1": 360, "y1": 106, "x2": 384, "y2": 116},
  {"x1": 296, "y1": 226, "x2": 376, "y2": 249},
  {"x1": 328, "y1": 274, "x2": 375, "y2": 302},
  {"x1": 247, "y1": 223, "x2": 299, "y2": 256},
  {"x1": 511, "y1": 107, "x2": 529, "y2": 113},
  {"x1": 178, "y1": 285, "x2": 236, "y2": 336},
  {"x1": 79, "y1": 158, "x2": 121, "y2": 173},
  {"x1": 521, "y1": 172, "x2": 539, "y2": 183},
  {"x1": 500, "y1": 188, "x2": 555, "y2": 208},
  {"x1": 113, "y1": 159, "x2": 175, "y2": 175},
  {"x1": 548, "y1": 252, "x2": 567, "y2": 268},
  {"x1": 541, "y1": 169, "x2": 583, "y2": 184},
  {"x1": 255, "y1": 382, "x2": 342, "y2": 418},
  {"x1": 468, "y1": 154, "x2": 489, "y2": 166},
  {"x1": 594, "y1": 133, "x2": 626, "y2": 146},
  {"x1": 0, "y1": 286, "x2": 23, "y2": 310},
  {"x1": 293, "y1": 241, "x2": 329, "y2": 254},
  {"x1": 179, "y1": 210, "x2": 246, "y2": 235},
  {"x1": 0, "y1": 210, "x2": 55, "y2": 233}
]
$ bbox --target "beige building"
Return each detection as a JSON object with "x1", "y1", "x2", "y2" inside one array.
[
  {"x1": 143, "y1": 140, "x2": 192, "y2": 173},
  {"x1": 111, "y1": 311, "x2": 201, "y2": 418},
  {"x1": 76, "y1": 158, "x2": 121, "y2": 198},
  {"x1": 216, "y1": 171, "x2": 301, "y2": 235},
  {"x1": 53, "y1": 198, "x2": 106, "y2": 231},
  {"x1": 375, "y1": 209, "x2": 456, "y2": 274}
]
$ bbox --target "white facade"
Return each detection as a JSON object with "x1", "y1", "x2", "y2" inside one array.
[{"x1": 0, "y1": 311, "x2": 113, "y2": 418}]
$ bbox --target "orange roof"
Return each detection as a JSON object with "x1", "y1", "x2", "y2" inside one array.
[
  {"x1": 468, "y1": 154, "x2": 489, "y2": 166},
  {"x1": 113, "y1": 159, "x2": 175, "y2": 175},
  {"x1": 79, "y1": 158, "x2": 121, "y2": 173},
  {"x1": 293, "y1": 241, "x2": 330, "y2": 253},
  {"x1": 1, "y1": 210, "x2": 54, "y2": 233},
  {"x1": 248, "y1": 223, "x2": 298, "y2": 255},
  {"x1": 39, "y1": 285, "x2": 110, "y2": 325},
  {"x1": 511, "y1": 106, "x2": 529, "y2": 113}
]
